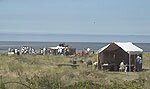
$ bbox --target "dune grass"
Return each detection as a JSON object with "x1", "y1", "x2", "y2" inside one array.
[{"x1": 0, "y1": 53, "x2": 150, "y2": 89}]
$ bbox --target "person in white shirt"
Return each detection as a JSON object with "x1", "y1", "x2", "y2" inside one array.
[{"x1": 119, "y1": 61, "x2": 125, "y2": 72}]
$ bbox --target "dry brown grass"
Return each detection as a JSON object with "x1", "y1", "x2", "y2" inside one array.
[{"x1": 0, "y1": 53, "x2": 149, "y2": 89}]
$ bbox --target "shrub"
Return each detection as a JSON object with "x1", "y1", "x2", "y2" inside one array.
[
  {"x1": 7, "y1": 60, "x2": 23, "y2": 75},
  {"x1": 22, "y1": 73, "x2": 64, "y2": 89}
]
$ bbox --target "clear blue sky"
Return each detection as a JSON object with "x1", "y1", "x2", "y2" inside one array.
[{"x1": 0, "y1": 0, "x2": 150, "y2": 35}]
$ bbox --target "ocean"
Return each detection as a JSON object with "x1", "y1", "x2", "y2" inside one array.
[
  {"x1": 0, "y1": 33, "x2": 150, "y2": 43},
  {"x1": 0, "y1": 34, "x2": 150, "y2": 53}
]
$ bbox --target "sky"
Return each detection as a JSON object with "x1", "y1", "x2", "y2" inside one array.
[{"x1": 0, "y1": 0, "x2": 150, "y2": 35}]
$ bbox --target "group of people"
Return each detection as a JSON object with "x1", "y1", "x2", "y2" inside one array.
[
  {"x1": 8, "y1": 46, "x2": 36, "y2": 55},
  {"x1": 8, "y1": 48, "x2": 20, "y2": 55},
  {"x1": 39, "y1": 47, "x2": 48, "y2": 55},
  {"x1": 76, "y1": 48, "x2": 94, "y2": 57},
  {"x1": 135, "y1": 56, "x2": 142, "y2": 72},
  {"x1": 21, "y1": 46, "x2": 35, "y2": 54},
  {"x1": 119, "y1": 56, "x2": 142, "y2": 72},
  {"x1": 8, "y1": 43, "x2": 76, "y2": 56}
]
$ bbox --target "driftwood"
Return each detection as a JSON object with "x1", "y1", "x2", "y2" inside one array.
[{"x1": 57, "y1": 63, "x2": 79, "y2": 68}]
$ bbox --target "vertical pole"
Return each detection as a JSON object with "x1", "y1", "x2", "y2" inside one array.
[
  {"x1": 97, "y1": 54, "x2": 100, "y2": 70},
  {"x1": 129, "y1": 52, "x2": 131, "y2": 72}
]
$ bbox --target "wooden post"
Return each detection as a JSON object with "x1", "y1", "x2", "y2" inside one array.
[
  {"x1": 128, "y1": 52, "x2": 131, "y2": 72},
  {"x1": 97, "y1": 54, "x2": 101, "y2": 70}
]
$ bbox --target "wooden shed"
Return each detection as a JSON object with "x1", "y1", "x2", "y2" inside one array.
[{"x1": 97, "y1": 42, "x2": 143, "y2": 72}]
